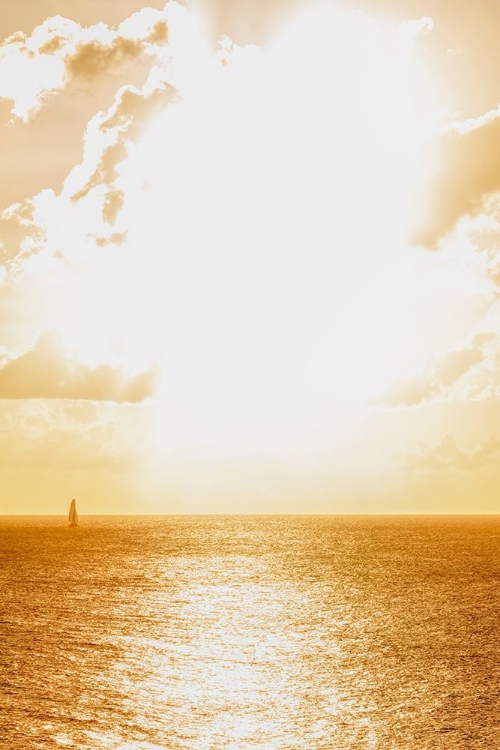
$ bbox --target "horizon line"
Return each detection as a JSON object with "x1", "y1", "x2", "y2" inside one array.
[{"x1": 1, "y1": 512, "x2": 499, "y2": 517}]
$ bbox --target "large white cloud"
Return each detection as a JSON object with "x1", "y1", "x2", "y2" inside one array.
[{"x1": 0, "y1": 6, "x2": 171, "y2": 121}]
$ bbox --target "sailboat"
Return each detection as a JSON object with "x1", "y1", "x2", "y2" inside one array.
[{"x1": 68, "y1": 498, "x2": 79, "y2": 527}]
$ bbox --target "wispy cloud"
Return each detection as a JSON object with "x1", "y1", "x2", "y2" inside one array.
[
  {"x1": 399, "y1": 433, "x2": 500, "y2": 470},
  {"x1": 376, "y1": 333, "x2": 496, "y2": 407},
  {"x1": 0, "y1": 400, "x2": 137, "y2": 469}
]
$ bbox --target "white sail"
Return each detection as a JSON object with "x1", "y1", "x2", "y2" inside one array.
[{"x1": 68, "y1": 498, "x2": 78, "y2": 526}]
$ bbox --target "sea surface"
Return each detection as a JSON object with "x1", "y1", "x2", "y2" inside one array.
[{"x1": 1, "y1": 515, "x2": 499, "y2": 749}]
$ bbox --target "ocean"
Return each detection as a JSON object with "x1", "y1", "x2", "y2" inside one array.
[{"x1": 1, "y1": 515, "x2": 499, "y2": 749}]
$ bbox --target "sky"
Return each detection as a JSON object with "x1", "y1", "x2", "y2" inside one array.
[{"x1": 1, "y1": 0, "x2": 500, "y2": 514}]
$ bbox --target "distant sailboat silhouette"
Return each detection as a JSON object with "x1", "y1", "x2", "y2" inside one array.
[{"x1": 68, "y1": 498, "x2": 79, "y2": 527}]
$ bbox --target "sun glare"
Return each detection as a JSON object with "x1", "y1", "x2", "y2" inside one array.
[{"x1": 41, "y1": 4, "x2": 437, "y2": 462}]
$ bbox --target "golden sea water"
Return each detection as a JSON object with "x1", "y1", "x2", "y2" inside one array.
[{"x1": 1, "y1": 515, "x2": 499, "y2": 749}]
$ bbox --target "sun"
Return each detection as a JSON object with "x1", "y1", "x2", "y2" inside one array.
[{"x1": 55, "y1": 4, "x2": 437, "y2": 455}]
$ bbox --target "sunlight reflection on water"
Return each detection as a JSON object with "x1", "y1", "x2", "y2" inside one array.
[{"x1": 1, "y1": 516, "x2": 500, "y2": 748}]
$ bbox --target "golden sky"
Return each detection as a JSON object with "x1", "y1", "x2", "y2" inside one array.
[{"x1": 1, "y1": 0, "x2": 500, "y2": 514}]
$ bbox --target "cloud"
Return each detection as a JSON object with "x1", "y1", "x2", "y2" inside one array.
[
  {"x1": 399, "y1": 433, "x2": 500, "y2": 470},
  {"x1": 71, "y1": 142, "x2": 128, "y2": 203},
  {"x1": 68, "y1": 79, "x2": 177, "y2": 224},
  {"x1": 0, "y1": 400, "x2": 137, "y2": 470},
  {"x1": 0, "y1": 75, "x2": 177, "y2": 276},
  {"x1": 102, "y1": 189, "x2": 125, "y2": 224},
  {"x1": 0, "y1": 9, "x2": 170, "y2": 120},
  {"x1": 0, "y1": 282, "x2": 35, "y2": 325},
  {"x1": 98, "y1": 81, "x2": 177, "y2": 133},
  {"x1": 0, "y1": 71, "x2": 180, "y2": 371},
  {"x1": 0, "y1": 332, "x2": 158, "y2": 402},
  {"x1": 94, "y1": 231, "x2": 128, "y2": 247},
  {"x1": 0, "y1": 199, "x2": 44, "y2": 267},
  {"x1": 65, "y1": 20, "x2": 167, "y2": 79},
  {"x1": 377, "y1": 333, "x2": 495, "y2": 407},
  {"x1": 399, "y1": 17, "x2": 434, "y2": 43},
  {"x1": 451, "y1": 198, "x2": 500, "y2": 291},
  {"x1": 453, "y1": 333, "x2": 500, "y2": 400},
  {"x1": 412, "y1": 107, "x2": 500, "y2": 248}
]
